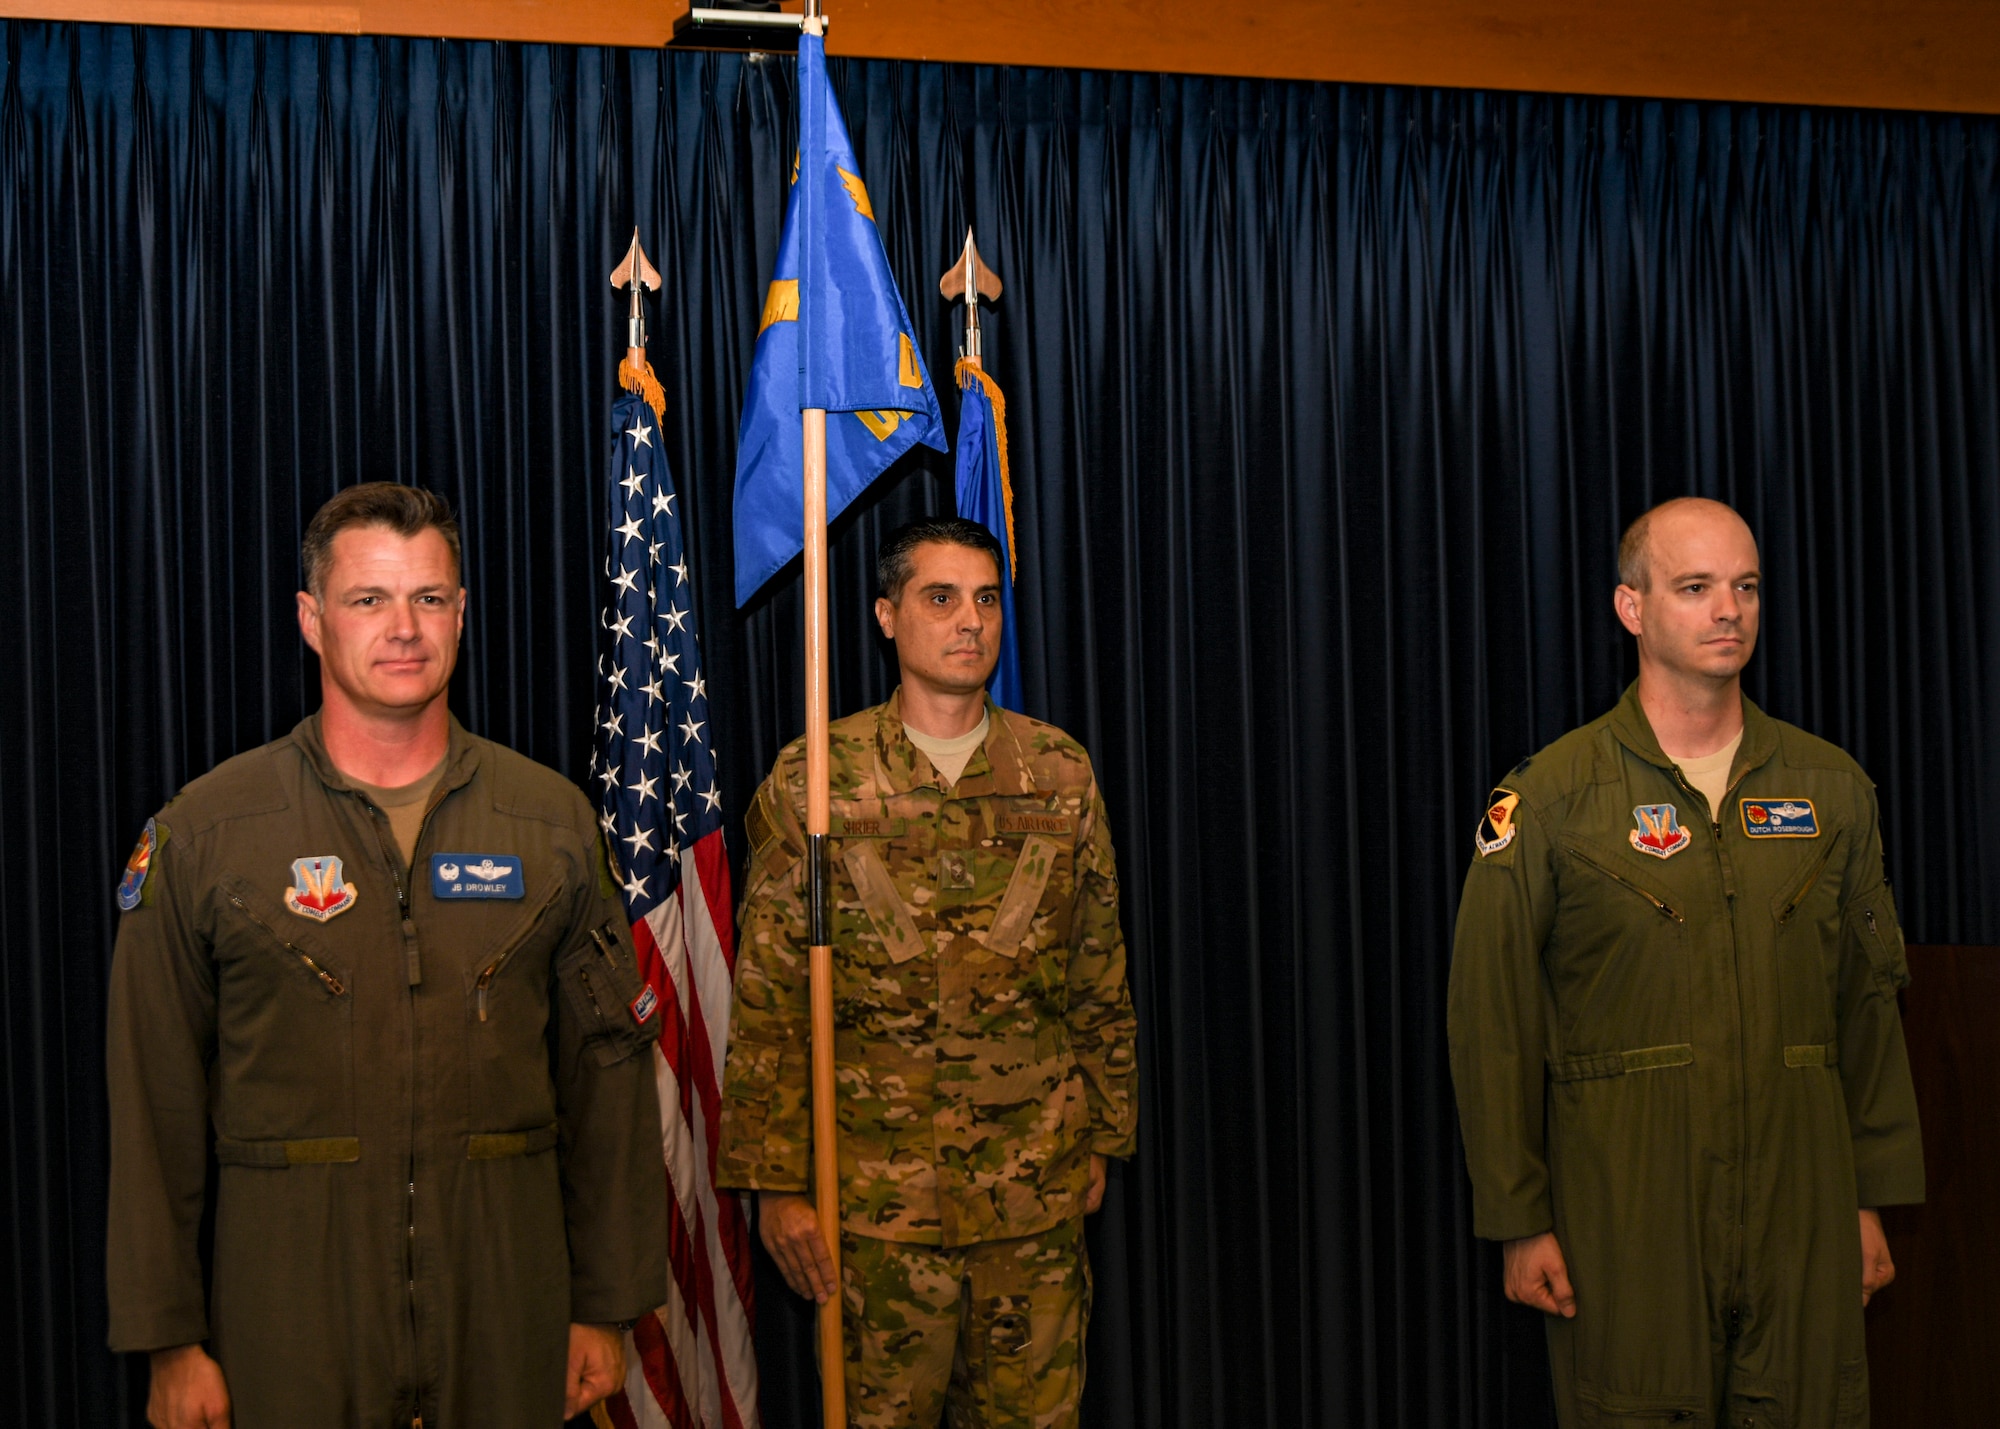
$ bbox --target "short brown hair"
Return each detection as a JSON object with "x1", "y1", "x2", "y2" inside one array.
[
  {"x1": 1617, "y1": 496, "x2": 1750, "y2": 591},
  {"x1": 1617, "y1": 510, "x2": 1655, "y2": 590},
  {"x1": 876, "y1": 517, "x2": 1004, "y2": 601},
  {"x1": 302, "y1": 483, "x2": 461, "y2": 596}
]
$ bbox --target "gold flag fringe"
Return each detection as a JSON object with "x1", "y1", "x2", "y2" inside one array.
[
  {"x1": 618, "y1": 352, "x2": 667, "y2": 425},
  {"x1": 954, "y1": 358, "x2": 1017, "y2": 582}
]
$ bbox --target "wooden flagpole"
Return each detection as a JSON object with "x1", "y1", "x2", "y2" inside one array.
[
  {"x1": 799, "y1": 11, "x2": 844, "y2": 1427},
  {"x1": 802, "y1": 406, "x2": 844, "y2": 1429}
]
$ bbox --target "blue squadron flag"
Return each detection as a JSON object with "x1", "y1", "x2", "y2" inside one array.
[
  {"x1": 952, "y1": 360, "x2": 1023, "y2": 710},
  {"x1": 731, "y1": 30, "x2": 946, "y2": 605}
]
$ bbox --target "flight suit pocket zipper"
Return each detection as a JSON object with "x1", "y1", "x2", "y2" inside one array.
[
  {"x1": 226, "y1": 892, "x2": 348, "y2": 996},
  {"x1": 474, "y1": 879, "x2": 565, "y2": 1022},
  {"x1": 1564, "y1": 845, "x2": 1684, "y2": 922},
  {"x1": 1774, "y1": 843, "x2": 1839, "y2": 925}
]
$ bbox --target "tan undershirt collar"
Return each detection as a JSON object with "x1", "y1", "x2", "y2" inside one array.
[
  {"x1": 904, "y1": 713, "x2": 991, "y2": 787},
  {"x1": 349, "y1": 759, "x2": 447, "y2": 869},
  {"x1": 1675, "y1": 728, "x2": 1743, "y2": 824}
]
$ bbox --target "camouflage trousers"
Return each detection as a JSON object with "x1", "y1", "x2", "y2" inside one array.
[{"x1": 838, "y1": 1217, "x2": 1091, "y2": 1429}]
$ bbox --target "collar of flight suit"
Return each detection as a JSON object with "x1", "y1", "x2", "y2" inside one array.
[
  {"x1": 290, "y1": 709, "x2": 485, "y2": 807},
  {"x1": 1603, "y1": 680, "x2": 1782, "y2": 794},
  {"x1": 871, "y1": 686, "x2": 1038, "y2": 799}
]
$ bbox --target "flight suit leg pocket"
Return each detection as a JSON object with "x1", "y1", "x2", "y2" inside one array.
[
  {"x1": 1724, "y1": 1380, "x2": 1787, "y2": 1429},
  {"x1": 1834, "y1": 1356, "x2": 1868, "y2": 1428}
]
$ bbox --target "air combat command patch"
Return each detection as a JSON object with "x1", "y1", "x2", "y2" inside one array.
[
  {"x1": 285, "y1": 855, "x2": 359, "y2": 922},
  {"x1": 1741, "y1": 798, "x2": 1820, "y2": 838},
  {"x1": 1631, "y1": 803, "x2": 1692, "y2": 859},
  {"x1": 116, "y1": 818, "x2": 160, "y2": 911},
  {"x1": 1476, "y1": 790, "x2": 1521, "y2": 857}
]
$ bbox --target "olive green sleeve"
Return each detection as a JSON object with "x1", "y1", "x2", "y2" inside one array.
[
  {"x1": 1066, "y1": 773, "x2": 1138, "y2": 1157},
  {"x1": 1446, "y1": 793, "x2": 1559, "y2": 1243},
  {"x1": 553, "y1": 824, "x2": 670, "y2": 1325},
  {"x1": 714, "y1": 768, "x2": 812, "y2": 1192},
  {"x1": 1835, "y1": 790, "x2": 1925, "y2": 1208},
  {"x1": 105, "y1": 821, "x2": 218, "y2": 1352}
]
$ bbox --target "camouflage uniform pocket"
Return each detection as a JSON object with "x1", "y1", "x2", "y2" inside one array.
[
  {"x1": 721, "y1": 1040, "x2": 784, "y2": 1134},
  {"x1": 980, "y1": 1293, "x2": 1036, "y2": 1428}
]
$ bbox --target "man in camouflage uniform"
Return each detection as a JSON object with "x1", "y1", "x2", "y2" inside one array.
[
  {"x1": 1448, "y1": 498, "x2": 1923, "y2": 1428},
  {"x1": 717, "y1": 518, "x2": 1138, "y2": 1428}
]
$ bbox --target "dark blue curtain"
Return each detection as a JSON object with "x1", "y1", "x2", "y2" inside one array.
[{"x1": 3, "y1": 20, "x2": 1996, "y2": 1429}]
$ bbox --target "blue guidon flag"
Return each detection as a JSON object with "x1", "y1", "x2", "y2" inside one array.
[
  {"x1": 591, "y1": 387, "x2": 759, "y2": 1429},
  {"x1": 730, "y1": 28, "x2": 947, "y2": 605},
  {"x1": 952, "y1": 359, "x2": 1023, "y2": 710}
]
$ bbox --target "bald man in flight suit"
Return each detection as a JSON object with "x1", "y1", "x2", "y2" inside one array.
[{"x1": 1449, "y1": 497, "x2": 1923, "y2": 1428}]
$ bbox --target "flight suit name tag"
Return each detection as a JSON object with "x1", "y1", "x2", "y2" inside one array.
[
  {"x1": 1740, "y1": 799, "x2": 1819, "y2": 838},
  {"x1": 431, "y1": 853, "x2": 525, "y2": 899}
]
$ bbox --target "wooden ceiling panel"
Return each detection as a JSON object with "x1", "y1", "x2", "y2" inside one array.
[{"x1": 4, "y1": 0, "x2": 1995, "y2": 114}]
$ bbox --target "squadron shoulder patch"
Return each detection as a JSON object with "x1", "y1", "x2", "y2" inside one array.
[
  {"x1": 1740, "y1": 798, "x2": 1819, "y2": 838},
  {"x1": 116, "y1": 818, "x2": 160, "y2": 911},
  {"x1": 1475, "y1": 790, "x2": 1521, "y2": 857},
  {"x1": 285, "y1": 856, "x2": 359, "y2": 922},
  {"x1": 1630, "y1": 804, "x2": 1692, "y2": 859}
]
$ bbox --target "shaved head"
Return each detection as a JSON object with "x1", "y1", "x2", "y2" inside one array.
[{"x1": 1618, "y1": 497, "x2": 1755, "y2": 591}]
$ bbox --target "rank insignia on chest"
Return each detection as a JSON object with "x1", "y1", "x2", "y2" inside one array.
[
  {"x1": 1475, "y1": 790, "x2": 1520, "y2": 856},
  {"x1": 1740, "y1": 798, "x2": 1819, "y2": 838},
  {"x1": 1630, "y1": 803, "x2": 1692, "y2": 859},
  {"x1": 431, "y1": 853, "x2": 526, "y2": 899},
  {"x1": 284, "y1": 856, "x2": 359, "y2": 921},
  {"x1": 116, "y1": 818, "x2": 159, "y2": 911}
]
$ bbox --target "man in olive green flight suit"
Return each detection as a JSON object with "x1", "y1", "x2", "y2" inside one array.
[
  {"x1": 716, "y1": 518, "x2": 1139, "y2": 1428},
  {"x1": 1449, "y1": 498, "x2": 1924, "y2": 1428},
  {"x1": 107, "y1": 484, "x2": 667, "y2": 1429}
]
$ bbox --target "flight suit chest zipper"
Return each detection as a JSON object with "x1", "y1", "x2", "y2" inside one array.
[
  {"x1": 366, "y1": 813, "x2": 423, "y2": 989},
  {"x1": 475, "y1": 884, "x2": 565, "y2": 1022},
  {"x1": 1677, "y1": 762, "x2": 1753, "y2": 1303},
  {"x1": 225, "y1": 895, "x2": 348, "y2": 996},
  {"x1": 350, "y1": 781, "x2": 452, "y2": 1406}
]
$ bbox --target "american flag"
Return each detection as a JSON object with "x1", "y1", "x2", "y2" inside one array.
[{"x1": 591, "y1": 387, "x2": 760, "y2": 1429}]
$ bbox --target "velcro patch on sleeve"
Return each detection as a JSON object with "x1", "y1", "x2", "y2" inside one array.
[
  {"x1": 116, "y1": 817, "x2": 161, "y2": 911},
  {"x1": 1475, "y1": 790, "x2": 1521, "y2": 858}
]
